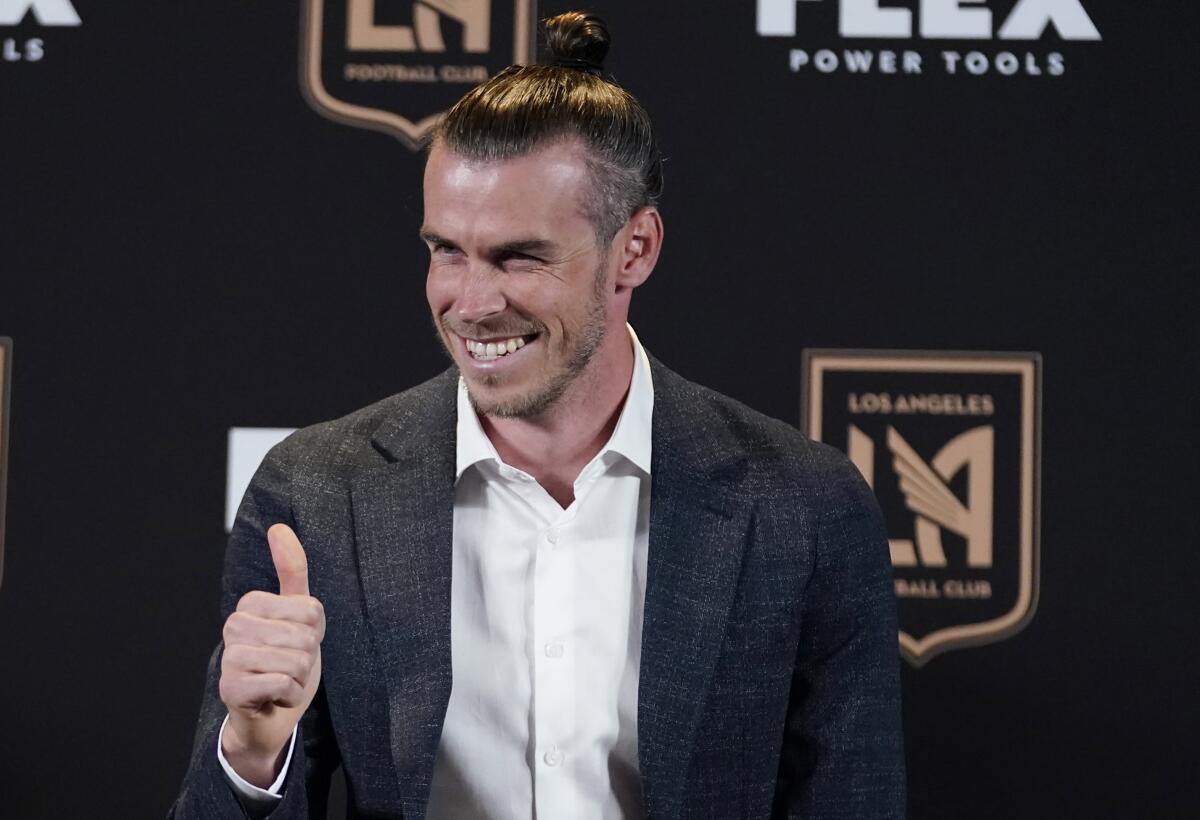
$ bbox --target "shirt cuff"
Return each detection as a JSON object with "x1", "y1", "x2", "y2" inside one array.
[{"x1": 216, "y1": 714, "x2": 297, "y2": 803}]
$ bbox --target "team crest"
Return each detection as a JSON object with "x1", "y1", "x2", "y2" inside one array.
[
  {"x1": 301, "y1": 0, "x2": 536, "y2": 148},
  {"x1": 802, "y1": 350, "x2": 1041, "y2": 666},
  {"x1": 0, "y1": 337, "x2": 11, "y2": 591}
]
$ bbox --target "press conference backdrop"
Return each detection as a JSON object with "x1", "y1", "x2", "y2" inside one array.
[{"x1": 1, "y1": 1, "x2": 1195, "y2": 817}]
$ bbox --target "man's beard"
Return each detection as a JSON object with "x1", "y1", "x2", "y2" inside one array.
[{"x1": 437, "y1": 264, "x2": 609, "y2": 419}]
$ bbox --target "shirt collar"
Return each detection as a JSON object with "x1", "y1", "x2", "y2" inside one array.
[{"x1": 455, "y1": 324, "x2": 654, "y2": 481}]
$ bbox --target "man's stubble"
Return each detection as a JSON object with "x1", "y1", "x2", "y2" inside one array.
[{"x1": 436, "y1": 260, "x2": 610, "y2": 420}]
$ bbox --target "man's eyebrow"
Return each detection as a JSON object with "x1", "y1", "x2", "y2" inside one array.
[
  {"x1": 418, "y1": 229, "x2": 452, "y2": 246},
  {"x1": 420, "y1": 232, "x2": 556, "y2": 255},
  {"x1": 492, "y1": 238, "x2": 555, "y2": 256}
]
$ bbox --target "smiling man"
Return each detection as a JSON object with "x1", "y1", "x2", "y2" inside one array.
[
  {"x1": 172, "y1": 11, "x2": 904, "y2": 820},
  {"x1": 421, "y1": 137, "x2": 661, "y2": 508}
]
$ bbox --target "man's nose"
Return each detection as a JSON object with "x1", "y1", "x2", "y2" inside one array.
[{"x1": 454, "y1": 265, "x2": 507, "y2": 323}]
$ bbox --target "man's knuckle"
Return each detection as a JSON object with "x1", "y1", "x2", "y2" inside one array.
[
  {"x1": 237, "y1": 591, "x2": 261, "y2": 610},
  {"x1": 223, "y1": 611, "x2": 246, "y2": 637}
]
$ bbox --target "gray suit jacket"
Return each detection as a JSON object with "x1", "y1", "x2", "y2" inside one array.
[{"x1": 172, "y1": 359, "x2": 905, "y2": 819}]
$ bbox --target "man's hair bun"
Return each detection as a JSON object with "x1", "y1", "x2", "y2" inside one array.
[
  {"x1": 437, "y1": 8, "x2": 662, "y2": 243},
  {"x1": 543, "y1": 11, "x2": 610, "y2": 75}
]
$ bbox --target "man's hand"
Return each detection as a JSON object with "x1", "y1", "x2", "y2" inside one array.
[{"x1": 218, "y1": 523, "x2": 325, "y2": 788}]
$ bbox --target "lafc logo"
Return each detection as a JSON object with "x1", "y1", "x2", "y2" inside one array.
[
  {"x1": 851, "y1": 425, "x2": 994, "y2": 569},
  {"x1": 346, "y1": 0, "x2": 489, "y2": 52},
  {"x1": 301, "y1": 0, "x2": 534, "y2": 149},
  {"x1": 0, "y1": 0, "x2": 80, "y2": 26},
  {"x1": 757, "y1": 0, "x2": 1100, "y2": 40},
  {"x1": 803, "y1": 351, "x2": 1041, "y2": 666}
]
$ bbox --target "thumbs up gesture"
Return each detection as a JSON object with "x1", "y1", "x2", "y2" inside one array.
[{"x1": 219, "y1": 524, "x2": 326, "y2": 787}]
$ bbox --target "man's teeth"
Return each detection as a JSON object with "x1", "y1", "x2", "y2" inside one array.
[{"x1": 466, "y1": 336, "x2": 527, "y2": 359}]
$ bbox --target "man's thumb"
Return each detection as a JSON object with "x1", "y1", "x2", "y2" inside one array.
[{"x1": 267, "y1": 523, "x2": 309, "y2": 597}]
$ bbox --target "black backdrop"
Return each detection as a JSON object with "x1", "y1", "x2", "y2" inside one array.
[{"x1": 1, "y1": 1, "x2": 1196, "y2": 817}]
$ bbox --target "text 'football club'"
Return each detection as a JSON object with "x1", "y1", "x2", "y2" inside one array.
[{"x1": 802, "y1": 350, "x2": 1042, "y2": 666}]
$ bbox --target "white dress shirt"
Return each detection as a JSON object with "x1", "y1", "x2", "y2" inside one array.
[{"x1": 220, "y1": 326, "x2": 654, "y2": 820}]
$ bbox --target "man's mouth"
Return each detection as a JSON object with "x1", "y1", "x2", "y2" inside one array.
[{"x1": 462, "y1": 333, "x2": 538, "y2": 361}]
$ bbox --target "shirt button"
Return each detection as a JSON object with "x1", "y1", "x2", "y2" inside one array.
[
  {"x1": 544, "y1": 642, "x2": 564, "y2": 659},
  {"x1": 545, "y1": 528, "x2": 558, "y2": 545},
  {"x1": 543, "y1": 747, "x2": 564, "y2": 767}
]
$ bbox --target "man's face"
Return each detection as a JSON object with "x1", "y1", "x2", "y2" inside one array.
[{"x1": 422, "y1": 139, "x2": 618, "y2": 418}]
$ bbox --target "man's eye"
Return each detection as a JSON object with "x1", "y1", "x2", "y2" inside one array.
[
  {"x1": 501, "y1": 251, "x2": 539, "y2": 264},
  {"x1": 432, "y1": 243, "x2": 460, "y2": 256}
]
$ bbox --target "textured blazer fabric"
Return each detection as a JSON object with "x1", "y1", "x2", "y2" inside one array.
[{"x1": 170, "y1": 358, "x2": 905, "y2": 819}]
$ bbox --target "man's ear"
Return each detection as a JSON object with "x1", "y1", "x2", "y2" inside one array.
[{"x1": 613, "y1": 207, "x2": 664, "y2": 291}]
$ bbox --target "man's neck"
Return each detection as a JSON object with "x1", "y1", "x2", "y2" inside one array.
[{"x1": 479, "y1": 327, "x2": 635, "y2": 508}]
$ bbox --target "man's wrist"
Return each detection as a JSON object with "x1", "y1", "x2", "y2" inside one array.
[
  {"x1": 217, "y1": 714, "x2": 296, "y2": 803},
  {"x1": 219, "y1": 714, "x2": 291, "y2": 789}
]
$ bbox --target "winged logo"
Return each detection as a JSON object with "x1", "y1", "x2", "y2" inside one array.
[
  {"x1": 300, "y1": 0, "x2": 535, "y2": 149},
  {"x1": 802, "y1": 350, "x2": 1041, "y2": 666},
  {"x1": 886, "y1": 425, "x2": 993, "y2": 570}
]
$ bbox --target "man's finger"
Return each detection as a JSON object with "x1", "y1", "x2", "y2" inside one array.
[
  {"x1": 225, "y1": 672, "x2": 307, "y2": 711},
  {"x1": 222, "y1": 643, "x2": 315, "y2": 689},
  {"x1": 267, "y1": 523, "x2": 309, "y2": 597},
  {"x1": 224, "y1": 610, "x2": 322, "y2": 651}
]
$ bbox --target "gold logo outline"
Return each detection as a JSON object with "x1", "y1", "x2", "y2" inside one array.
[
  {"x1": 801, "y1": 349, "x2": 1042, "y2": 667},
  {"x1": 300, "y1": 0, "x2": 534, "y2": 149}
]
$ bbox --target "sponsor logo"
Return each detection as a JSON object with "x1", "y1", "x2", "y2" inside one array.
[
  {"x1": 1, "y1": 0, "x2": 80, "y2": 64},
  {"x1": 802, "y1": 350, "x2": 1041, "y2": 665},
  {"x1": 301, "y1": 0, "x2": 536, "y2": 148},
  {"x1": 757, "y1": 0, "x2": 1100, "y2": 78},
  {"x1": 0, "y1": 338, "x2": 11, "y2": 590}
]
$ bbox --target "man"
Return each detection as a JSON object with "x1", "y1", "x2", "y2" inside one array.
[{"x1": 172, "y1": 11, "x2": 904, "y2": 819}]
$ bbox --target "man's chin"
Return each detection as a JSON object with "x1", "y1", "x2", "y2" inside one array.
[
  {"x1": 463, "y1": 375, "x2": 568, "y2": 420},
  {"x1": 464, "y1": 383, "x2": 527, "y2": 419}
]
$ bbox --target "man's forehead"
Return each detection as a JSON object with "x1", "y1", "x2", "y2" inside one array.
[
  {"x1": 425, "y1": 137, "x2": 593, "y2": 187},
  {"x1": 422, "y1": 139, "x2": 595, "y2": 240}
]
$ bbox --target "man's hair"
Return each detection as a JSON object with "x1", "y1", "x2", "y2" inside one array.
[{"x1": 432, "y1": 11, "x2": 663, "y2": 243}]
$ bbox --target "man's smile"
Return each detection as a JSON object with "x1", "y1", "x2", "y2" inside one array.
[{"x1": 458, "y1": 332, "x2": 541, "y2": 362}]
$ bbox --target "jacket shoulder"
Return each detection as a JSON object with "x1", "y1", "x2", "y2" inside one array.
[
  {"x1": 652, "y1": 361, "x2": 857, "y2": 492},
  {"x1": 265, "y1": 368, "x2": 457, "y2": 479}
]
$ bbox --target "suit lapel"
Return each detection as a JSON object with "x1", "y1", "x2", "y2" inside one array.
[
  {"x1": 639, "y1": 360, "x2": 752, "y2": 820},
  {"x1": 351, "y1": 370, "x2": 458, "y2": 819},
  {"x1": 344, "y1": 363, "x2": 751, "y2": 818}
]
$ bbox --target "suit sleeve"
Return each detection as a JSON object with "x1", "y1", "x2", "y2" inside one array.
[
  {"x1": 168, "y1": 440, "x2": 341, "y2": 819},
  {"x1": 773, "y1": 450, "x2": 906, "y2": 819}
]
